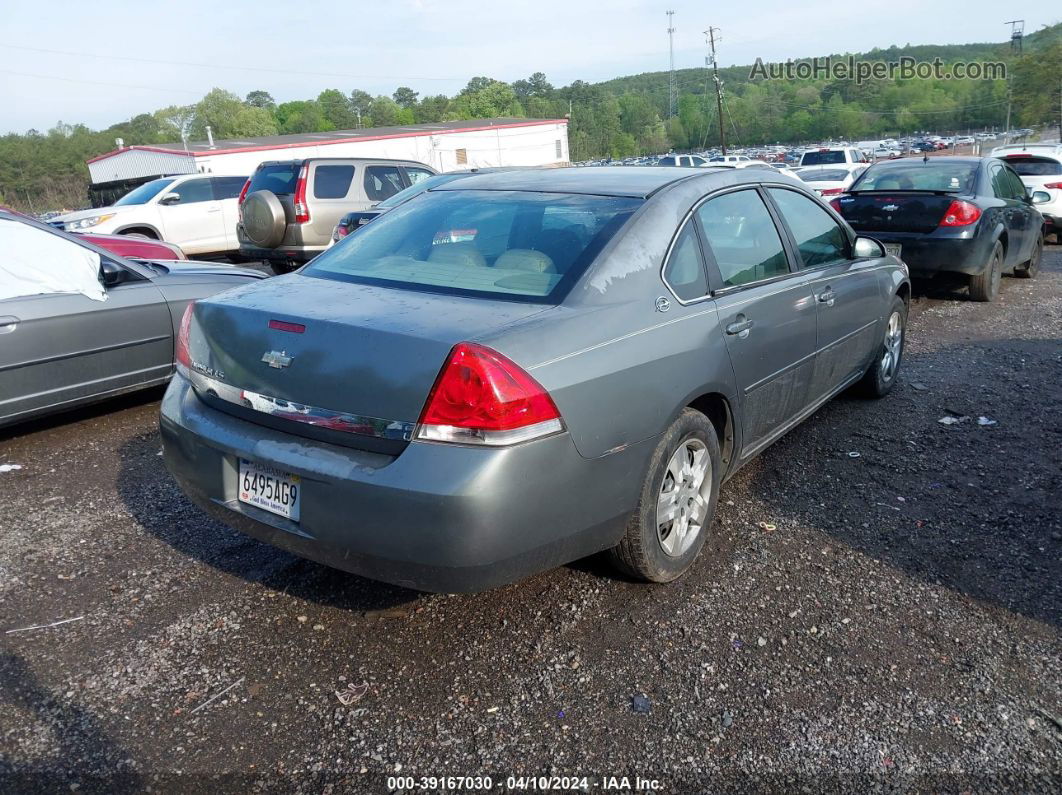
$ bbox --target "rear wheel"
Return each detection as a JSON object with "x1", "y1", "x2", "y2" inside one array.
[
  {"x1": 609, "y1": 409, "x2": 721, "y2": 583},
  {"x1": 1013, "y1": 232, "x2": 1043, "y2": 279},
  {"x1": 854, "y1": 296, "x2": 906, "y2": 398},
  {"x1": 968, "y1": 241, "x2": 1003, "y2": 302}
]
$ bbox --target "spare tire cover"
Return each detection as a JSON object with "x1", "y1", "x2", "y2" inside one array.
[{"x1": 242, "y1": 190, "x2": 287, "y2": 248}]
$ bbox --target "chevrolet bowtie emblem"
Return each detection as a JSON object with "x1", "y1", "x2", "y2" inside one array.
[
  {"x1": 261, "y1": 350, "x2": 293, "y2": 369},
  {"x1": 882, "y1": 204, "x2": 899, "y2": 212}
]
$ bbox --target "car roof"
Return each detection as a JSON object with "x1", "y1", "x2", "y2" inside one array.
[
  {"x1": 870, "y1": 156, "x2": 984, "y2": 165},
  {"x1": 430, "y1": 166, "x2": 733, "y2": 198}
]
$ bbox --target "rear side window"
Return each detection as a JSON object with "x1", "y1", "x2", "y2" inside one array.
[
  {"x1": 313, "y1": 165, "x2": 355, "y2": 199},
  {"x1": 303, "y1": 190, "x2": 641, "y2": 302},
  {"x1": 248, "y1": 164, "x2": 300, "y2": 195},
  {"x1": 659, "y1": 156, "x2": 676, "y2": 166},
  {"x1": 1002, "y1": 167, "x2": 1028, "y2": 200},
  {"x1": 213, "y1": 176, "x2": 248, "y2": 200},
  {"x1": 364, "y1": 166, "x2": 405, "y2": 201},
  {"x1": 697, "y1": 189, "x2": 789, "y2": 287},
  {"x1": 663, "y1": 225, "x2": 708, "y2": 301},
  {"x1": 768, "y1": 188, "x2": 848, "y2": 268},
  {"x1": 999, "y1": 156, "x2": 1062, "y2": 176},
  {"x1": 405, "y1": 168, "x2": 435, "y2": 185}
]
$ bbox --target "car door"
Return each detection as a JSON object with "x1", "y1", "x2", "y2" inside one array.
[
  {"x1": 0, "y1": 225, "x2": 173, "y2": 424},
  {"x1": 212, "y1": 176, "x2": 249, "y2": 252},
  {"x1": 765, "y1": 186, "x2": 883, "y2": 401},
  {"x1": 1002, "y1": 164, "x2": 1038, "y2": 261},
  {"x1": 988, "y1": 162, "x2": 1028, "y2": 266},
  {"x1": 363, "y1": 164, "x2": 406, "y2": 208},
  {"x1": 156, "y1": 177, "x2": 225, "y2": 254},
  {"x1": 694, "y1": 187, "x2": 818, "y2": 459}
]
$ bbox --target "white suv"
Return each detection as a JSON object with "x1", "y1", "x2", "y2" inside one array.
[
  {"x1": 991, "y1": 143, "x2": 1062, "y2": 241},
  {"x1": 798, "y1": 147, "x2": 869, "y2": 168},
  {"x1": 55, "y1": 174, "x2": 248, "y2": 257}
]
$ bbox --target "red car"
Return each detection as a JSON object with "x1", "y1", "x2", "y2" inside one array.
[
  {"x1": 76, "y1": 232, "x2": 186, "y2": 260},
  {"x1": 1, "y1": 205, "x2": 185, "y2": 260}
]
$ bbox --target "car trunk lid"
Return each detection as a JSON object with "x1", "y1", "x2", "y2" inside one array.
[
  {"x1": 186, "y1": 274, "x2": 550, "y2": 450},
  {"x1": 836, "y1": 192, "x2": 961, "y2": 233}
]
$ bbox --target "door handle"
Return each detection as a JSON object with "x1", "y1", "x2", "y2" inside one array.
[
  {"x1": 725, "y1": 316, "x2": 753, "y2": 338},
  {"x1": 0, "y1": 315, "x2": 19, "y2": 334},
  {"x1": 818, "y1": 288, "x2": 836, "y2": 306}
]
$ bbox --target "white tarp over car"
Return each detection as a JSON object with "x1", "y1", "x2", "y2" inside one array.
[{"x1": 0, "y1": 218, "x2": 107, "y2": 302}]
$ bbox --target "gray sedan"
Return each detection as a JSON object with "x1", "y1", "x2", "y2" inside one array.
[
  {"x1": 0, "y1": 212, "x2": 266, "y2": 428},
  {"x1": 161, "y1": 167, "x2": 910, "y2": 592}
]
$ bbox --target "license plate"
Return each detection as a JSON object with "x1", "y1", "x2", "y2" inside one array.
[
  {"x1": 238, "y1": 459, "x2": 300, "y2": 521},
  {"x1": 884, "y1": 243, "x2": 902, "y2": 259}
]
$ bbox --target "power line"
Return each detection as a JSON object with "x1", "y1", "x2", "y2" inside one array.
[
  {"x1": 0, "y1": 42, "x2": 466, "y2": 82},
  {"x1": 0, "y1": 68, "x2": 202, "y2": 96}
]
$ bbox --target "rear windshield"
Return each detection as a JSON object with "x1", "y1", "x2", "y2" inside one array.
[
  {"x1": 248, "y1": 163, "x2": 300, "y2": 195},
  {"x1": 799, "y1": 169, "x2": 850, "y2": 182},
  {"x1": 801, "y1": 151, "x2": 845, "y2": 165},
  {"x1": 304, "y1": 190, "x2": 642, "y2": 303},
  {"x1": 115, "y1": 178, "x2": 175, "y2": 206},
  {"x1": 850, "y1": 162, "x2": 977, "y2": 193},
  {"x1": 998, "y1": 156, "x2": 1062, "y2": 176}
]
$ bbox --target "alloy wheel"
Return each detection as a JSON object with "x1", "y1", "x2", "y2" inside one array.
[
  {"x1": 879, "y1": 310, "x2": 903, "y2": 382},
  {"x1": 656, "y1": 438, "x2": 712, "y2": 557}
]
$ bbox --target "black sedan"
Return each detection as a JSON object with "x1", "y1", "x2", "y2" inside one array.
[{"x1": 830, "y1": 157, "x2": 1048, "y2": 301}]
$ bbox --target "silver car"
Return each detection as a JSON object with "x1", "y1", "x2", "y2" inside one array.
[
  {"x1": 161, "y1": 167, "x2": 910, "y2": 592},
  {"x1": 0, "y1": 212, "x2": 266, "y2": 428}
]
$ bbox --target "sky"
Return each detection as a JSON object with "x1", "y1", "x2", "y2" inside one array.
[{"x1": 0, "y1": 0, "x2": 1055, "y2": 134}]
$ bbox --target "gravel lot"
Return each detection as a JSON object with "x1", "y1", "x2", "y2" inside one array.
[{"x1": 1, "y1": 249, "x2": 1060, "y2": 793}]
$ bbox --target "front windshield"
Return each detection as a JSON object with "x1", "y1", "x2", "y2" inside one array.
[
  {"x1": 304, "y1": 190, "x2": 642, "y2": 303},
  {"x1": 850, "y1": 162, "x2": 977, "y2": 193},
  {"x1": 376, "y1": 173, "x2": 465, "y2": 209},
  {"x1": 114, "y1": 178, "x2": 177, "y2": 206}
]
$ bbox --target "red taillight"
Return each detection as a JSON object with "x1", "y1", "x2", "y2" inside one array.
[
  {"x1": 237, "y1": 179, "x2": 250, "y2": 204},
  {"x1": 175, "y1": 301, "x2": 195, "y2": 372},
  {"x1": 415, "y1": 343, "x2": 563, "y2": 446},
  {"x1": 819, "y1": 187, "x2": 844, "y2": 196},
  {"x1": 939, "y1": 200, "x2": 982, "y2": 227},
  {"x1": 829, "y1": 197, "x2": 844, "y2": 212},
  {"x1": 268, "y1": 319, "x2": 305, "y2": 333},
  {"x1": 336, "y1": 225, "x2": 349, "y2": 238},
  {"x1": 293, "y1": 164, "x2": 310, "y2": 224},
  {"x1": 1043, "y1": 182, "x2": 1062, "y2": 190}
]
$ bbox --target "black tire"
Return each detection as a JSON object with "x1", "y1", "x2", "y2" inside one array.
[
  {"x1": 119, "y1": 230, "x2": 156, "y2": 240},
  {"x1": 1014, "y1": 232, "x2": 1043, "y2": 279},
  {"x1": 270, "y1": 261, "x2": 298, "y2": 275},
  {"x1": 854, "y1": 296, "x2": 907, "y2": 399},
  {"x1": 969, "y1": 241, "x2": 1003, "y2": 302},
  {"x1": 609, "y1": 408, "x2": 722, "y2": 583}
]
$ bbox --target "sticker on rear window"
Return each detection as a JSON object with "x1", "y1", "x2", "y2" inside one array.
[{"x1": 434, "y1": 228, "x2": 478, "y2": 243}]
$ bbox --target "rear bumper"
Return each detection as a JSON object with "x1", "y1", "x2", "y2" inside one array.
[
  {"x1": 159, "y1": 375, "x2": 645, "y2": 593},
  {"x1": 861, "y1": 229, "x2": 993, "y2": 276},
  {"x1": 236, "y1": 225, "x2": 325, "y2": 264}
]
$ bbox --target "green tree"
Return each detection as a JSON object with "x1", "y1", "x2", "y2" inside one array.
[
  {"x1": 245, "y1": 90, "x2": 276, "y2": 109},
  {"x1": 154, "y1": 105, "x2": 196, "y2": 142},
  {"x1": 368, "y1": 96, "x2": 401, "y2": 127},
  {"x1": 349, "y1": 89, "x2": 373, "y2": 125},
  {"x1": 275, "y1": 101, "x2": 333, "y2": 134},
  {"x1": 414, "y1": 94, "x2": 451, "y2": 122},
  {"x1": 392, "y1": 86, "x2": 420, "y2": 108},
  {"x1": 317, "y1": 89, "x2": 357, "y2": 129}
]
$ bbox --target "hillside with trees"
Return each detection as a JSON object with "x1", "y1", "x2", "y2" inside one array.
[{"x1": 1, "y1": 23, "x2": 1059, "y2": 212}]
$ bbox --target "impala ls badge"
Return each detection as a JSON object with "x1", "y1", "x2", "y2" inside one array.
[{"x1": 261, "y1": 350, "x2": 293, "y2": 369}]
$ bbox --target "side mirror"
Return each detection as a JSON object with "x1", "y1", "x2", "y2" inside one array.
[
  {"x1": 100, "y1": 259, "x2": 127, "y2": 287},
  {"x1": 1030, "y1": 190, "x2": 1051, "y2": 205},
  {"x1": 853, "y1": 236, "x2": 886, "y2": 259},
  {"x1": 159, "y1": 193, "x2": 180, "y2": 206}
]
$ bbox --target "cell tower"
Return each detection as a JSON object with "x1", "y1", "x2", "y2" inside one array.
[
  {"x1": 1005, "y1": 20, "x2": 1025, "y2": 52},
  {"x1": 667, "y1": 10, "x2": 676, "y2": 118}
]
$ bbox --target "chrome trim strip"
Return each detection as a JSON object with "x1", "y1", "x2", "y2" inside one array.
[{"x1": 184, "y1": 368, "x2": 415, "y2": 441}]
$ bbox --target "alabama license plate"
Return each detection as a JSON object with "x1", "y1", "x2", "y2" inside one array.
[
  {"x1": 238, "y1": 459, "x2": 301, "y2": 521},
  {"x1": 884, "y1": 243, "x2": 902, "y2": 259}
]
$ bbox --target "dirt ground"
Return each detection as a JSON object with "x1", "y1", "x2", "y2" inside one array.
[{"x1": 1, "y1": 248, "x2": 1060, "y2": 793}]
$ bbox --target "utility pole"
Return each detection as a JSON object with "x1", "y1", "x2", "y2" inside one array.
[
  {"x1": 707, "y1": 27, "x2": 726, "y2": 155},
  {"x1": 666, "y1": 10, "x2": 676, "y2": 118}
]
